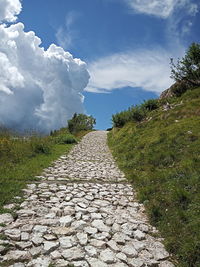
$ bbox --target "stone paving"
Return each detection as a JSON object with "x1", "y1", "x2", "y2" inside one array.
[{"x1": 0, "y1": 131, "x2": 174, "y2": 267}]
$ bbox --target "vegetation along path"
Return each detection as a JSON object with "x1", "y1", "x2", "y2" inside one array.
[{"x1": 0, "y1": 131, "x2": 174, "y2": 267}]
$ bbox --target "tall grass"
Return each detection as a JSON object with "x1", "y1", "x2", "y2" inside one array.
[
  {"x1": 0, "y1": 128, "x2": 78, "y2": 212},
  {"x1": 108, "y1": 87, "x2": 200, "y2": 266}
]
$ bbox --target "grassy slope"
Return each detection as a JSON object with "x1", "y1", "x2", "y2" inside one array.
[{"x1": 108, "y1": 88, "x2": 200, "y2": 267}]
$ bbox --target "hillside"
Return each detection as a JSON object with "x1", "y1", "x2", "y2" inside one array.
[{"x1": 108, "y1": 87, "x2": 200, "y2": 266}]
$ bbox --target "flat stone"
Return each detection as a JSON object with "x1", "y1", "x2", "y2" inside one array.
[
  {"x1": 59, "y1": 236, "x2": 73, "y2": 248},
  {"x1": 116, "y1": 252, "x2": 127, "y2": 262},
  {"x1": 132, "y1": 240, "x2": 146, "y2": 252},
  {"x1": 63, "y1": 206, "x2": 75, "y2": 215},
  {"x1": 21, "y1": 232, "x2": 30, "y2": 241},
  {"x1": 17, "y1": 209, "x2": 35, "y2": 217},
  {"x1": 122, "y1": 244, "x2": 138, "y2": 257},
  {"x1": 153, "y1": 247, "x2": 169, "y2": 260},
  {"x1": 112, "y1": 233, "x2": 127, "y2": 245},
  {"x1": 87, "y1": 258, "x2": 108, "y2": 267},
  {"x1": 5, "y1": 229, "x2": 21, "y2": 241},
  {"x1": 32, "y1": 235, "x2": 43, "y2": 246},
  {"x1": 73, "y1": 261, "x2": 89, "y2": 267},
  {"x1": 85, "y1": 245, "x2": 98, "y2": 257},
  {"x1": 50, "y1": 250, "x2": 62, "y2": 260},
  {"x1": 43, "y1": 241, "x2": 59, "y2": 254},
  {"x1": 43, "y1": 234, "x2": 57, "y2": 241},
  {"x1": 71, "y1": 220, "x2": 87, "y2": 230},
  {"x1": 62, "y1": 247, "x2": 85, "y2": 261},
  {"x1": 91, "y1": 219, "x2": 110, "y2": 232},
  {"x1": 6, "y1": 250, "x2": 31, "y2": 261},
  {"x1": 27, "y1": 256, "x2": 50, "y2": 267},
  {"x1": 90, "y1": 239, "x2": 106, "y2": 248},
  {"x1": 54, "y1": 259, "x2": 70, "y2": 267},
  {"x1": 84, "y1": 226, "x2": 98, "y2": 235},
  {"x1": 128, "y1": 258, "x2": 144, "y2": 267},
  {"x1": 99, "y1": 248, "x2": 116, "y2": 264},
  {"x1": 59, "y1": 215, "x2": 73, "y2": 227},
  {"x1": 13, "y1": 263, "x2": 25, "y2": 267},
  {"x1": 52, "y1": 226, "x2": 75, "y2": 236},
  {"x1": 16, "y1": 241, "x2": 32, "y2": 249},
  {"x1": 21, "y1": 224, "x2": 34, "y2": 233},
  {"x1": 77, "y1": 232, "x2": 88, "y2": 245},
  {"x1": 107, "y1": 240, "x2": 120, "y2": 252},
  {"x1": 33, "y1": 225, "x2": 48, "y2": 234},
  {"x1": 159, "y1": 261, "x2": 175, "y2": 267},
  {"x1": 29, "y1": 246, "x2": 42, "y2": 256},
  {"x1": 134, "y1": 229, "x2": 146, "y2": 240}
]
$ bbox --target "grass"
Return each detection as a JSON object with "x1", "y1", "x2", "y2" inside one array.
[
  {"x1": 0, "y1": 127, "x2": 85, "y2": 213},
  {"x1": 108, "y1": 87, "x2": 200, "y2": 267}
]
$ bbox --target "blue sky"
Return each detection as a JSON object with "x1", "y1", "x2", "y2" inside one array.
[{"x1": 17, "y1": 0, "x2": 200, "y2": 129}]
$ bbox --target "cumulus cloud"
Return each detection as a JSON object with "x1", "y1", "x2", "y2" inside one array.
[
  {"x1": 125, "y1": 0, "x2": 198, "y2": 19},
  {"x1": 0, "y1": 0, "x2": 22, "y2": 22},
  {"x1": 0, "y1": 7, "x2": 89, "y2": 132},
  {"x1": 86, "y1": 48, "x2": 186, "y2": 94}
]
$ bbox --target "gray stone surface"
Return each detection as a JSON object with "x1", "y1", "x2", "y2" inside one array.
[{"x1": 0, "y1": 131, "x2": 174, "y2": 266}]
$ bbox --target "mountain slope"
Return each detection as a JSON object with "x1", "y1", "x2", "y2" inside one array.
[{"x1": 108, "y1": 87, "x2": 200, "y2": 266}]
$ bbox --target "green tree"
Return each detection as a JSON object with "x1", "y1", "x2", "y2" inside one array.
[
  {"x1": 68, "y1": 113, "x2": 96, "y2": 133},
  {"x1": 170, "y1": 42, "x2": 200, "y2": 87}
]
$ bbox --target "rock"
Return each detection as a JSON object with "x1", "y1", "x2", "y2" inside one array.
[
  {"x1": 112, "y1": 233, "x2": 127, "y2": 245},
  {"x1": 138, "y1": 224, "x2": 149, "y2": 233},
  {"x1": 50, "y1": 250, "x2": 62, "y2": 260},
  {"x1": 0, "y1": 213, "x2": 14, "y2": 224},
  {"x1": 71, "y1": 220, "x2": 87, "y2": 230},
  {"x1": 132, "y1": 240, "x2": 146, "y2": 252},
  {"x1": 62, "y1": 247, "x2": 85, "y2": 261},
  {"x1": 59, "y1": 236, "x2": 73, "y2": 248},
  {"x1": 6, "y1": 250, "x2": 31, "y2": 261},
  {"x1": 13, "y1": 263, "x2": 25, "y2": 267},
  {"x1": 128, "y1": 258, "x2": 144, "y2": 267},
  {"x1": 32, "y1": 235, "x2": 43, "y2": 246},
  {"x1": 3, "y1": 204, "x2": 16, "y2": 210},
  {"x1": 59, "y1": 215, "x2": 73, "y2": 227},
  {"x1": 33, "y1": 225, "x2": 48, "y2": 234},
  {"x1": 21, "y1": 224, "x2": 33, "y2": 233},
  {"x1": 21, "y1": 232, "x2": 30, "y2": 241},
  {"x1": 91, "y1": 213, "x2": 102, "y2": 219},
  {"x1": 43, "y1": 241, "x2": 59, "y2": 254},
  {"x1": 54, "y1": 259, "x2": 70, "y2": 267},
  {"x1": 134, "y1": 229, "x2": 146, "y2": 240},
  {"x1": 91, "y1": 219, "x2": 110, "y2": 232},
  {"x1": 16, "y1": 209, "x2": 35, "y2": 217},
  {"x1": 52, "y1": 226, "x2": 75, "y2": 236},
  {"x1": 87, "y1": 258, "x2": 108, "y2": 267},
  {"x1": 116, "y1": 252, "x2": 127, "y2": 262},
  {"x1": 159, "y1": 261, "x2": 175, "y2": 267},
  {"x1": 29, "y1": 246, "x2": 42, "y2": 256},
  {"x1": 73, "y1": 261, "x2": 89, "y2": 267},
  {"x1": 84, "y1": 226, "x2": 98, "y2": 235},
  {"x1": 43, "y1": 234, "x2": 57, "y2": 241},
  {"x1": 107, "y1": 240, "x2": 120, "y2": 252},
  {"x1": 153, "y1": 247, "x2": 169, "y2": 260},
  {"x1": 77, "y1": 232, "x2": 88, "y2": 245},
  {"x1": 5, "y1": 229, "x2": 21, "y2": 241},
  {"x1": 99, "y1": 248, "x2": 116, "y2": 264},
  {"x1": 122, "y1": 244, "x2": 138, "y2": 257},
  {"x1": 63, "y1": 206, "x2": 75, "y2": 215},
  {"x1": 85, "y1": 245, "x2": 98, "y2": 257},
  {"x1": 16, "y1": 241, "x2": 32, "y2": 249},
  {"x1": 90, "y1": 239, "x2": 106, "y2": 248},
  {"x1": 27, "y1": 256, "x2": 50, "y2": 267}
]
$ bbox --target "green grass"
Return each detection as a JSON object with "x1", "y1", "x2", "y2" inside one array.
[
  {"x1": 0, "y1": 127, "x2": 84, "y2": 213},
  {"x1": 108, "y1": 87, "x2": 200, "y2": 267}
]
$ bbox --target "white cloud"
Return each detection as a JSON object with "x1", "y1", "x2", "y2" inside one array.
[
  {"x1": 0, "y1": 0, "x2": 22, "y2": 22},
  {"x1": 56, "y1": 11, "x2": 79, "y2": 49},
  {"x1": 125, "y1": 0, "x2": 198, "y2": 19},
  {"x1": 0, "y1": 21, "x2": 90, "y2": 132},
  {"x1": 86, "y1": 48, "x2": 186, "y2": 94}
]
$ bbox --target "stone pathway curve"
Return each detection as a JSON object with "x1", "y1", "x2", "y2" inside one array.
[{"x1": 0, "y1": 131, "x2": 174, "y2": 267}]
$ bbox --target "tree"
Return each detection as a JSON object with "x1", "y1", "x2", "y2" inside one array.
[
  {"x1": 68, "y1": 113, "x2": 96, "y2": 133},
  {"x1": 170, "y1": 42, "x2": 200, "y2": 87}
]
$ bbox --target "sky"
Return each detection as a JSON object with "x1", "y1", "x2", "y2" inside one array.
[{"x1": 0, "y1": 0, "x2": 199, "y2": 131}]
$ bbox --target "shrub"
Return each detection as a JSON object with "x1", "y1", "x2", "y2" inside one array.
[
  {"x1": 130, "y1": 106, "x2": 147, "y2": 122},
  {"x1": 54, "y1": 134, "x2": 77, "y2": 144},
  {"x1": 68, "y1": 113, "x2": 96, "y2": 134},
  {"x1": 142, "y1": 99, "x2": 159, "y2": 111}
]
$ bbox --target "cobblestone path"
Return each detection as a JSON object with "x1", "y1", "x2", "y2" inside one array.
[{"x1": 0, "y1": 131, "x2": 174, "y2": 267}]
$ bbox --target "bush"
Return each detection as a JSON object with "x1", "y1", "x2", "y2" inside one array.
[
  {"x1": 142, "y1": 99, "x2": 159, "y2": 111},
  {"x1": 130, "y1": 106, "x2": 147, "y2": 122},
  {"x1": 68, "y1": 113, "x2": 96, "y2": 134},
  {"x1": 54, "y1": 134, "x2": 77, "y2": 144}
]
